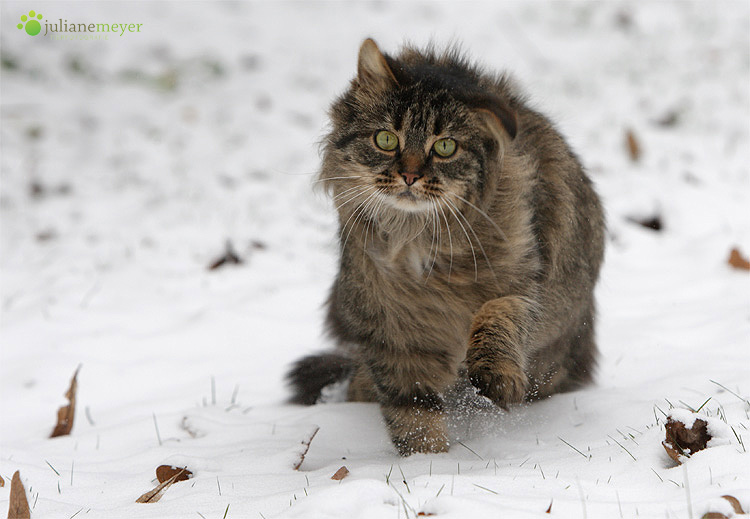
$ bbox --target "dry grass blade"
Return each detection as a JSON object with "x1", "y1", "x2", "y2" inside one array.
[
  {"x1": 331, "y1": 466, "x2": 349, "y2": 480},
  {"x1": 156, "y1": 465, "x2": 193, "y2": 484},
  {"x1": 51, "y1": 365, "x2": 81, "y2": 438},
  {"x1": 728, "y1": 247, "x2": 750, "y2": 271},
  {"x1": 292, "y1": 426, "x2": 320, "y2": 470},
  {"x1": 136, "y1": 468, "x2": 187, "y2": 503},
  {"x1": 0, "y1": 474, "x2": 4, "y2": 487},
  {"x1": 8, "y1": 471, "x2": 31, "y2": 519},
  {"x1": 545, "y1": 499, "x2": 553, "y2": 514}
]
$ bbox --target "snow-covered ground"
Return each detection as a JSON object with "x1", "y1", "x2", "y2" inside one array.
[{"x1": 1, "y1": 1, "x2": 749, "y2": 518}]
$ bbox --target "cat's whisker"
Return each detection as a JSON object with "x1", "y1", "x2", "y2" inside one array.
[
  {"x1": 355, "y1": 189, "x2": 385, "y2": 252},
  {"x1": 313, "y1": 175, "x2": 365, "y2": 184},
  {"x1": 450, "y1": 193, "x2": 508, "y2": 242},
  {"x1": 334, "y1": 185, "x2": 376, "y2": 212},
  {"x1": 341, "y1": 189, "x2": 383, "y2": 253},
  {"x1": 424, "y1": 199, "x2": 441, "y2": 282},
  {"x1": 445, "y1": 198, "x2": 498, "y2": 282},
  {"x1": 444, "y1": 198, "x2": 478, "y2": 281},
  {"x1": 333, "y1": 184, "x2": 369, "y2": 202},
  {"x1": 338, "y1": 187, "x2": 378, "y2": 247},
  {"x1": 436, "y1": 200, "x2": 454, "y2": 282},
  {"x1": 364, "y1": 191, "x2": 387, "y2": 252}
]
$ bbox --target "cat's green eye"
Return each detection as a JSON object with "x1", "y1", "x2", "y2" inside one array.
[
  {"x1": 433, "y1": 138, "x2": 457, "y2": 158},
  {"x1": 375, "y1": 130, "x2": 399, "y2": 151}
]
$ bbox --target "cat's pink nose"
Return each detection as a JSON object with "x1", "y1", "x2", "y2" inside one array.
[{"x1": 401, "y1": 172, "x2": 423, "y2": 186}]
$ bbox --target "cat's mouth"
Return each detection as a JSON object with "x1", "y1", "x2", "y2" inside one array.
[{"x1": 384, "y1": 186, "x2": 435, "y2": 213}]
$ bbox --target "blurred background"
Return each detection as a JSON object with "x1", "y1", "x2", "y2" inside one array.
[
  {"x1": 1, "y1": 0, "x2": 748, "y2": 457},
  {"x1": 2, "y1": 2, "x2": 749, "y2": 517}
]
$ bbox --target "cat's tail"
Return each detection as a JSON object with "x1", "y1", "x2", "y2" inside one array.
[{"x1": 286, "y1": 352, "x2": 354, "y2": 405}]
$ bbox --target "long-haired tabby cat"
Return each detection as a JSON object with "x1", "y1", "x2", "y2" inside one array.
[{"x1": 287, "y1": 39, "x2": 605, "y2": 455}]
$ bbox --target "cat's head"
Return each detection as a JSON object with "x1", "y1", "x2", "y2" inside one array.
[{"x1": 321, "y1": 39, "x2": 517, "y2": 221}]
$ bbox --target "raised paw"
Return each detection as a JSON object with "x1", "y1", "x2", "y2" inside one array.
[{"x1": 466, "y1": 352, "x2": 528, "y2": 409}]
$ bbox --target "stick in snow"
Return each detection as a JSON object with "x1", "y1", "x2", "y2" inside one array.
[{"x1": 293, "y1": 426, "x2": 320, "y2": 470}]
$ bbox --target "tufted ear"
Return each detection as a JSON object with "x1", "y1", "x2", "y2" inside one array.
[
  {"x1": 357, "y1": 38, "x2": 399, "y2": 91},
  {"x1": 471, "y1": 97, "x2": 517, "y2": 142}
]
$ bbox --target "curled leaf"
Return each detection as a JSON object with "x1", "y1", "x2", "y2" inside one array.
[
  {"x1": 331, "y1": 466, "x2": 349, "y2": 481},
  {"x1": 721, "y1": 495, "x2": 744, "y2": 514},
  {"x1": 136, "y1": 467, "x2": 187, "y2": 503},
  {"x1": 156, "y1": 465, "x2": 192, "y2": 484},
  {"x1": 51, "y1": 365, "x2": 81, "y2": 438},
  {"x1": 663, "y1": 413, "x2": 711, "y2": 463},
  {"x1": 728, "y1": 248, "x2": 750, "y2": 271}
]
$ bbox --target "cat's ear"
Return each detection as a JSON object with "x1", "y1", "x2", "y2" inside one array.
[
  {"x1": 357, "y1": 38, "x2": 399, "y2": 91},
  {"x1": 472, "y1": 97, "x2": 517, "y2": 142}
]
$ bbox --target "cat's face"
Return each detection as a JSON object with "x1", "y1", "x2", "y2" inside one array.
[{"x1": 322, "y1": 40, "x2": 516, "y2": 222}]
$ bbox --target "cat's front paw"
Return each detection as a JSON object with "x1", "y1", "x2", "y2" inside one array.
[
  {"x1": 466, "y1": 353, "x2": 528, "y2": 409},
  {"x1": 383, "y1": 404, "x2": 449, "y2": 456}
]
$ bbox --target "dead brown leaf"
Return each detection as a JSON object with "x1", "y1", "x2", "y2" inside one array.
[
  {"x1": 156, "y1": 465, "x2": 193, "y2": 484},
  {"x1": 8, "y1": 471, "x2": 30, "y2": 519},
  {"x1": 546, "y1": 499, "x2": 553, "y2": 513},
  {"x1": 701, "y1": 513, "x2": 729, "y2": 519},
  {"x1": 50, "y1": 365, "x2": 81, "y2": 438},
  {"x1": 625, "y1": 128, "x2": 641, "y2": 162},
  {"x1": 721, "y1": 495, "x2": 745, "y2": 514},
  {"x1": 136, "y1": 467, "x2": 187, "y2": 503},
  {"x1": 0, "y1": 474, "x2": 4, "y2": 487},
  {"x1": 663, "y1": 414, "x2": 711, "y2": 464},
  {"x1": 208, "y1": 240, "x2": 243, "y2": 271},
  {"x1": 331, "y1": 466, "x2": 349, "y2": 481},
  {"x1": 728, "y1": 247, "x2": 750, "y2": 271}
]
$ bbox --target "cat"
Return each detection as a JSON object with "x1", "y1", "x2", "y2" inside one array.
[{"x1": 287, "y1": 39, "x2": 605, "y2": 456}]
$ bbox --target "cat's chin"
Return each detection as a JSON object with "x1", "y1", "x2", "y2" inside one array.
[{"x1": 384, "y1": 193, "x2": 434, "y2": 214}]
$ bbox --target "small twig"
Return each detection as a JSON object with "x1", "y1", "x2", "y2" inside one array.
[{"x1": 292, "y1": 427, "x2": 320, "y2": 470}]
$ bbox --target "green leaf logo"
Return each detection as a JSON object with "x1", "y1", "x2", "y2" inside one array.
[{"x1": 17, "y1": 10, "x2": 43, "y2": 36}]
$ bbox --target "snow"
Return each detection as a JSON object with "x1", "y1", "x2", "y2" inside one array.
[{"x1": 1, "y1": 1, "x2": 749, "y2": 518}]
